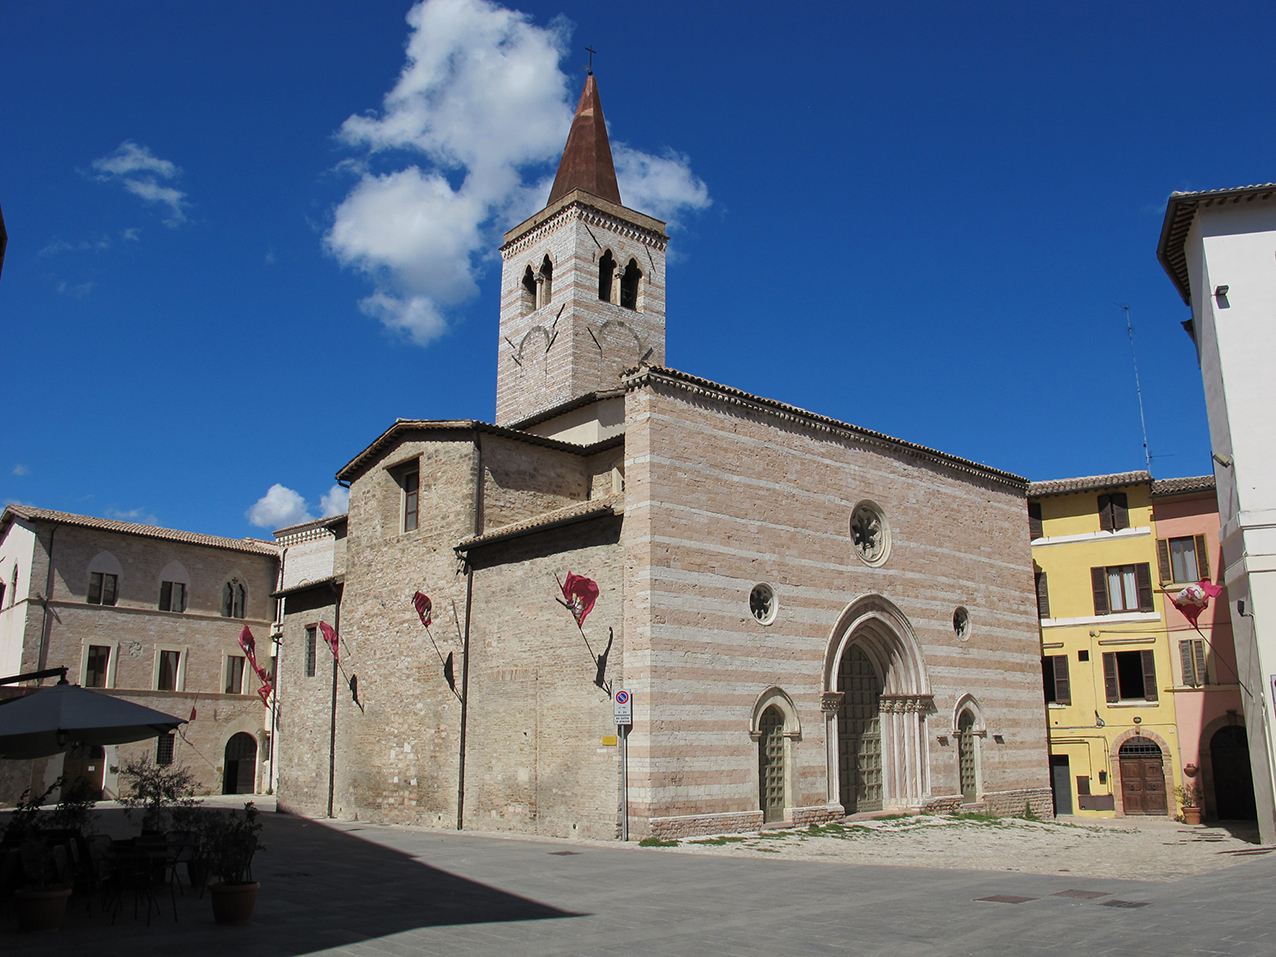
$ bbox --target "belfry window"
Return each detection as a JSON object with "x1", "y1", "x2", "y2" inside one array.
[
  {"x1": 521, "y1": 266, "x2": 537, "y2": 313},
  {"x1": 598, "y1": 250, "x2": 616, "y2": 303},
  {"x1": 537, "y1": 255, "x2": 553, "y2": 308},
  {"x1": 619, "y1": 258, "x2": 641, "y2": 310}
]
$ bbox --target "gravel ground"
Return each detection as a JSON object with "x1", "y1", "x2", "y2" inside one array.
[{"x1": 647, "y1": 813, "x2": 1271, "y2": 882}]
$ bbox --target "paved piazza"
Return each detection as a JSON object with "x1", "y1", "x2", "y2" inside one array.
[{"x1": 5, "y1": 802, "x2": 1274, "y2": 956}]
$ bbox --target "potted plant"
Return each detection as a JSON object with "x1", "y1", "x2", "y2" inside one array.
[
  {"x1": 5, "y1": 782, "x2": 74, "y2": 933},
  {"x1": 1176, "y1": 781, "x2": 1205, "y2": 825},
  {"x1": 117, "y1": 757, "x2": 197, "y2": 833},
  {"x1": 205, "y1": 802, "x2": 265, "y2": 923}
]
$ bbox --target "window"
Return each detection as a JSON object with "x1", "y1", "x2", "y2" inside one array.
[
  {"x1": 305, "y1": 625, "x2": 317, "y2": 677},
  {"x1": 85, "y1": 645, "x2": 111, "y2": 688},
  {"x1": 87, "y1": 572, "x2": 118, "y2": 606},
  {"x1": 1180, "y1": 638, "x2": 1209, "y2": 687},
  {"x1": 159, "y1": 581, "x2": 186, "y2": 612},
  {"x1": 222, "y1": 581, "x2": 246, "y2": 618},
  {"x1": 1157, "y1": 535, "x2": 1209, "y2": 584},
  {"x1": 157, "y1": 650, "x2": 181, "y2": 691},
  {"x1": 1042, "y1": 655, "x2": 1071, "y2": 705},
  {"x1": 1090, "y1": 563, "x2": 1153, "y2": 614},
  {"x1": 619, "y1": 258, "x2": 641, "y2": 310},
  {"x1": 1102, "y1": 649, "x2": 1158, "y2": 702},
  {"x1": 749, "y1": 583, "x2": 777, "y2": 624},
  {"x1": 1028, "y1": 502, "x2": 1043, "y2": 540},
  {"x1": 156, "y1": 732, "x2": 175, "y2": 766},
  {"x1": 598, "y1": 250, "x2": 616, "y2": 302},
  {"x1": 1078, "y1": 649, "x2": 1090, "y2": 662},
  {"x1": 225, "y1": 655, "x2": 247, "y2": 694},
  {"x1": 1097, "y1": 492, "x2": 1129, "y2": 532},
  {"x1": 403, "y1": 471, "x2": 420, "y2": 532},
  {"x1": 952, "y1": 607, "x2": 970, "y2": 640},
  {"x1": 521, "y1": 265, "x2": 537, "y2": 312},
  {"x1": 1035, "y1": 570, "x2": 1050, "y2": 619}
]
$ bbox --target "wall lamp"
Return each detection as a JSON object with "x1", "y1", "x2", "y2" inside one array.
[
  {"x1": 1212, "y1": 452, "x2": 1233, "y2": 468},
  {"x1": 1238, "y1": 600, "x2": 1252, "y2": 618},
  {"x1": 1215, "y1": 285, "x2": 1230, "y2": 298}
]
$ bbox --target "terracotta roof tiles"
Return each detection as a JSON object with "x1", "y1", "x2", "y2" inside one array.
[{"x1": 1, "y1": 505, "x2": 279, "y2": 556}]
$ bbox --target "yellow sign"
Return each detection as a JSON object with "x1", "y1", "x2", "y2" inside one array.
[{"x1": 602, "y1": 735, "x2": 618, "y2": 746}]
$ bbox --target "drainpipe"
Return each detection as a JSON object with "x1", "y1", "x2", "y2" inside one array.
[
  {"x1": 269, "y1": 544, "x2": 287, "y2": 796},
  {"x1": 456, "y1": 431, "x2": 483, "y2": 831},
  {"x1": 36, "y1": 524, "x2": 59, "y2": 674},
  {"x1": 327, "y1": 579, "x2": 342, "y2": 819}
]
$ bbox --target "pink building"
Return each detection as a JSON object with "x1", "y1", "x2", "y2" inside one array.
[{"x1": 1151, "y1": 477, "x2": 1256, "y2": 822}]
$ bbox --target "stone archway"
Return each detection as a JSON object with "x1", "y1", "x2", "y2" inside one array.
[
  {"x1": 1110, "y1": 728, "x2": 1173, "y2": 818},
  {"x1": 822, "y1": 595, "x2": 934, "y2": 813},
  {"x1": 223, "y1": 732, "x2": 258, "y2": 795}
]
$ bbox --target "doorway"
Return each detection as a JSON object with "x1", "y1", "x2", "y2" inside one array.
[
  {"x1": 1119, "y1": 736, "x2": 1167, "y2": 815},
  {"x1": 758, "y1": 706, "x2": 786, "y2": 823},
  {"x1": 957, "y1": 710, "x2": 978, "y2": 803},
  {"x1": 1050, "y1": 754, "x2": 1072, "y2": 815},
  {"x1": 222, "y1": 732, "x2": 258, "y2": 795},
  {"x1": 1211, "y1": 725, "x2": 1257, "y2": 821},
  {"x1": 837, "y1": 645, "x2": 883, "y2": 812}
]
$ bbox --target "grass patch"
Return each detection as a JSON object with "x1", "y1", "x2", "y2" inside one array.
[
  {"x1": 949, "y1": 811, "x2": 1002, "y2": 824},
  {"x1": 688, "y1": 836, "x2": 747, "y2": 845},
  {"x1": 871, "y1": 813, "x2": 915, "y2": 821},
  {"x1": 638, "y1": 836, "x2": 679, "y2": 847}
]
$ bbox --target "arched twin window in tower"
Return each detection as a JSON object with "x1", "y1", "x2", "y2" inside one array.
[
  {"x1": 598, "y1": 250, "x2": 642, "y2": 311},
  {"x1": 521, "y1": 255, "x2": 555, "y2": 313}
]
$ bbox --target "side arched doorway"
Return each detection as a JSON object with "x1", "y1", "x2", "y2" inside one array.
[
  {"x1": 223, "y1": 732, "x2": 258, "y2": 795},
  {"x1": 758, "y1": 706, "x2": 787, "y2": 823},
  {"x1": 957, "y1": 710, "x2": 978, "y2": 804},
  {"x1": 1211, "y1": 726, "x2": 1258, "y2": 821},
  {"x1": 1119, "y1": 736, "x2": 1167, "y2": 815}
]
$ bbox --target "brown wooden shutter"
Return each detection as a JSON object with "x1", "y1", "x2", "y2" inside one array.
[
  {"x1": 1103, "y1": 652, "x2": 1119, "y2": 702},
  {"x1": 1111, "y1": 493, "x2": 1130, "y2": 531},
  {"x1": 1092, "y1": 567, "x2": 1110, "y2": 615},
  {"x1": 1193, "y1": 639, "x2": 1208, "y2": 686},
  {"x1": 1098, "y1": 495, "x2": 1113, "y2": 532},
  {"x1": 1054, "y1": 654, "x2": 1071, "y2": 705},
  {"x1": 1140, "y1": 648, "x2": 1158, "y2": 701},
  {"x1": 1156, "y1": 539, "x2": 1172, "y2": 583},
  {"x1": 1036, "y1": 571, "x2": 1051, "y2": 619},
  {"x1": 1179, "y1": 639, "x2": 1198, "y2": 687},
  {"x1": 1136, "y1": 563, "x2": 1154, "y2": 611},
  {"x1": 1195, "y1": 534, "x2": 1210, "y2": 581},
  {"x1": 1028, "y1": 502, "x2": 1043, "y2": 540}
]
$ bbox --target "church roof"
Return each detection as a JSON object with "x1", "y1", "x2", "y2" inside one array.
[
  {"x1": 624, "y1": 366, "x2": 1029, "y2": 489},
  {"x1": 1158, "y1": 184, "x2": 1276, "y2": 304},
  {"x1": 547, "y1": 74, "x2": 622, "y2": 206},
  {"x1": 0, "y1": 504, "x2": 279, "y2": 556},
  {"x1": 455, "y1": 494, "x2": 622, "y2": 553}
]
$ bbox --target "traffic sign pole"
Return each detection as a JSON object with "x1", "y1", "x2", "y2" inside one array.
[{"x1": 615, "y1": 690, "x2": 632, "y2": 841}]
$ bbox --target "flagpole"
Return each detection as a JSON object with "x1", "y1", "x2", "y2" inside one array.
[{"x1": 327, "y1": 592, "x2": 341, "y2": 819}]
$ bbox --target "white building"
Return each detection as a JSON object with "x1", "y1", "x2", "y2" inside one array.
[{"x1": 1158, "y1": 184, "x2": 1276, "y2": 842}]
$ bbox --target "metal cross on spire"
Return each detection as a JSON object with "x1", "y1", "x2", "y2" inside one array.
[{"x1": 586, "y1": 46, "x2": 596, "y2": 75}]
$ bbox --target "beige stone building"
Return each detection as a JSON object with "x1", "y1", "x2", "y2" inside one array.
[
  {"x1": 274, "y1": 74, "x2": 1051, "y2": 839},
  {"x1": 0, "y1": 506, "x2": 279, "y2": 802}
]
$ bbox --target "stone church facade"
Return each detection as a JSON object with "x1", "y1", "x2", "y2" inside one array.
[{"x1": 274, "y1": 75, "x2": 1051, "y2": 839}]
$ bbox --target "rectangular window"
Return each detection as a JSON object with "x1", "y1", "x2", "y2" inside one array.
[
  {"x1": 225, "y1": 655, "x2": 246, "y2": 694},
  {"x1": 1102, "y1": 649, "x2": 1158, "y2": 702},
  {"x1": 87, "y1": 572, "x2": 118, "y2": 606},
  {"x1": 403, "y1": 471, "x2": 420, "y2": 532},
  {"x1": 1035, "y1": 570, "x2": 1050, "y2": 619},
  {"x1": 1042, "y1": 654, "x2": 1071, "y2": 705},
  {"x1": 1157, "y1": 535, "x2": 1210, "y2": 584},
  {"x1": 159, "y1": 581, "x2": 186, "y2": 612},
  {"x1": 1097, "y1": 492, "x2": 1130, "y2": 532},
  {"x1": 305, "y1": 625, "x2": 317, "y2": 677},
  {"x1": 1180, "y1": 638, "x2": 1209, "y2": 687},
  {"x1": 1090, "y1": 563, "x2": 1154, "y2": 615},
  {"x1": 85, "y1": 645, "x2": 111, "y2": 688},
  {"x1": 157, "y1": 650, "x2": 181, "y2": 691},
  {"x1": 156, "y1": 732, "x2": 175, "y2": 766},
  {"x1": 1028, "y1": 502, "x2": 1044, "y2": 540}
]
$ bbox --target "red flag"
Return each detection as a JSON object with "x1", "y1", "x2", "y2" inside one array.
[
  {"x1": 250, "y1": 659, "x2": 271, "y2": 684},
  {"x1": 257, "y1": 683, "x2": 272, "y2": 707},
  {"x1": 238, "y1": 626, "x2": 258, "y2": 663},
  {"x1": 189, "y1": 705, "x2": 197, "y2": 722},
  {"x1": 319, "y1": 620, "x2": 340, "y2": 662},
  {"x1": 559, "y1": 573, "x2": 599, "y2": 626},
  {"x1": 413, "y1": 592, "x2": 433, "y2": 628},
  {"x1": 1171, "y1": 579, "x2": 1224, "y2": 632}
]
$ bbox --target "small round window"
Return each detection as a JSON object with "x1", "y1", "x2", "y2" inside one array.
[
  {"x1": 750, "y1": 583, "x2": 777, "y2": 625},
  {"x1": 850, "y1": 501, "x2": 890, "y2": 567},
  {"x1": 953, "y1": 606, "x2": 970, "y2": 640}
]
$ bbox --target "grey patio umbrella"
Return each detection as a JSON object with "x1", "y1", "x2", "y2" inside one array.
[{"x1": 0, "y1": 683, "x2": 187, "y2": 759}]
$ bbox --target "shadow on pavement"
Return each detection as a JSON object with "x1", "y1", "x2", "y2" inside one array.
[{"x1": 2, "y1": 809, "x2": 581, "y2": 955}]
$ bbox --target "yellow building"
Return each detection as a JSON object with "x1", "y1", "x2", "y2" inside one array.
[{"x1": 1029, "y1": 471, "x2": 1182, "y2": 819}]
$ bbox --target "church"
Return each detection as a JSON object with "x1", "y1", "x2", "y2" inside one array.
[{"x1": 273, "y1": 74, "x2": 1051, "y2": 840}]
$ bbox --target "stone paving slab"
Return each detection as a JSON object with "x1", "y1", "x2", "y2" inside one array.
[{"x1": 3, "y1": 809, "x2": 1273, "y2": 956}]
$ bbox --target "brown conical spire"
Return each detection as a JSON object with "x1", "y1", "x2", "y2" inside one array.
[{"x1": 547, "y1": 74, "x2": 622, "y2": 206}]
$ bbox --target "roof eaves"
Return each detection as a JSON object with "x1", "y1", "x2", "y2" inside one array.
[
  {"x1": 1026, "y1": 471, "x2": 1153, "y2": 498},
  {"x1": 0, "y1": 505, "x2": 280, "y2": 556},
  {"x1": 1158, "y1": 184, "x2": 1276, "y2": 306},
  {"x1": 1150, "y1": 475, "x2": 1216, "y2": 498},
  {"x1": 271, "y1": 573, "x2": 345, "y2": 599},
  {"x1": 455, "y1": 496, "x2": 622, "y2": 553}
]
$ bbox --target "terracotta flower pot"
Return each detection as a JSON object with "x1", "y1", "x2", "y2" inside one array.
[
  {"x1": 15, "y1": 886, "x2": 72, "y2": 932},
  {"x1": 209, "y1": 881, "x2": 260, "y2": 924},
  {"x1": 1183, "y1": 806, "x2": 1203, "y2": 826}
]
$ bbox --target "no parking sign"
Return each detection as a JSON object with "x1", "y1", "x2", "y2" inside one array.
[{"x1": 614, "y1": 689, "x2": 633, "y2": 726}]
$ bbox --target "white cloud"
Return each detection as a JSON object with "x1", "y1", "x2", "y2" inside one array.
[
  {"x1": 12, "y1": 465, "x2": 29, "y2": 476},
  {"x1": 247, "y1": 484, "x2": 313, "y2": 530},
  {"x1": 327, "y1": 0, "x2": 709, "y2": 347},
  {"x1": 320, "y1": 485, "x2": 350, "y2": 517},
  {"x1": 92, "y1": 141, "x2": 187, "y2": 225},
  {"x1": 56, "y1": 281, "x2": 96, "y2": 298},
  {"x1": 105, "y1": 506, "x2": 159, "y2": 526},
  {"x1": 121, "y1": 227, "x2": 141, "y2": 242},
  {"x1": 39, "y1": 236, "x2": 112, "y2": 256}
]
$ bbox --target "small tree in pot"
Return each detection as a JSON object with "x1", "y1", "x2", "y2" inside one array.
[
  {"x1": 1176, "y1": 782, "x2": 1205, "y2": 825},
  {"x1": 205, "y1": 802, "x2": 266, "y2": 923}
]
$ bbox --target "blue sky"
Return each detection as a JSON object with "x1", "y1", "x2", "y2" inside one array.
[{"x1": 2, "y1": 0, "x2": 1271, "y2": 538}]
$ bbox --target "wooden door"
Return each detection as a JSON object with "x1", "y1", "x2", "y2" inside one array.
[
  {"x1": 838, "y1": 645, "x2": 883, "y2": 813},
  {"x1": 758, "y1": 706, "x2": 786, "y2": 823},
  {"x1": 1119, "y1": 737, "x2": 1166, "y2": 815},
  {"x1": 1211, "y1": 726, "x2": 1258, "y2": 820}
]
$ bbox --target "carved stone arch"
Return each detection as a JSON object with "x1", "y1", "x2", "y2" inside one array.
[
  {"x1": 87, "y1": 550, "x2": 123, "y2": 579},
  {"x1": 1109, "y1": 727, "x2": 1175, "y2": 819},
  {"x1": 598, "y1": 248, "x2": 617, "y2": 303},
  {"x1": 516, "y1": 324, "x2": 552, "y2": 361},
  {"x1": 823, "y1": 594, "x2": 930, "y2": 697},
  {"x1": 749, "y1": 686, "x2": 801, "y2": 740},
  {"x1": 158, "y1": 559, "x2": 190, "y2": 586},
  {"x1": 952, "y1": 693, "x2": 986, "y2": 734}
]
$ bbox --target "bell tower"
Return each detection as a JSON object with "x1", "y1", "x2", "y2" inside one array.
[{"x1": 496, "y1": 73, "x2": 667, "y2": 428}]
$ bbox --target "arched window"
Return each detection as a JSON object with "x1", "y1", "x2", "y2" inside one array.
[
  {"x1": 521, "y1": 265, "x2": 537, "y2": 313},
  {"x1": 758, "y1": 705, "x2": 786, "y2": 823},
  {"x1": 222, "y1": 580, "x2": 246, "y2": 619},
  {"x1": 86, "y1": 551, "x2": 124, "y2": 606},
  {"x1": 598, "y1": 250, "x2": 616, "y2": 303},
  {"x1": 619, "y1": 258, "x2": 642, "y2": 311},
  {"x1": 157, "y1": 560, "x2": 190, "y2": 613},
  {"x1": 537, "y1": 255, "x2": 553, "y2": 308}
]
